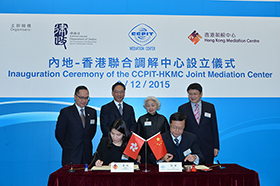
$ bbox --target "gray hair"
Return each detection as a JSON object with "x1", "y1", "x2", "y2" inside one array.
[{"x1": 143, "y1": 96, "x2": 161, "y2": 110}]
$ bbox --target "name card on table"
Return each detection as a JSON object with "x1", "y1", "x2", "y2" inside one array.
[
  {"x1": 110, "y1": 162, "x2": 134, "y2": 173},
  {"x1": 158, "y1": 162, "x2": 182, "y2": 172}
]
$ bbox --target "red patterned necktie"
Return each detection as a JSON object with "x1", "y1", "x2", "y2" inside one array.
[{"x1": 194, "y1": 103, "x2": 200, "y2": 124}]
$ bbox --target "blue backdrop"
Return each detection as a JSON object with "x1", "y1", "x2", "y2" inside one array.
[{"x1": 0, "y1": 97, "x2": 280, "y2": 185}]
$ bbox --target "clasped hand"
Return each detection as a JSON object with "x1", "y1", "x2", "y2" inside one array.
[{"x1": 161, "y1": 153, "x2": 196, "y2": 163}]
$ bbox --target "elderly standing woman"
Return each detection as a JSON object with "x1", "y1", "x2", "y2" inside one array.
[{"x1": 136, "y1": 96, "x2": 169, "y2": 164}]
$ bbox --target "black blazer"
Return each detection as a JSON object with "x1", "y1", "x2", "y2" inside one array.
[
  {"x1": 150, "y1": 131, "x2": 204, "y2": 164},
  {"x1": 93, "y1": 137, "x2": 134, "y2": 165},
  {"x1": 55, "y1": 104, "x2": 97, "y2": 166},
  {"x1": 178, "y1": 101, "x2": 219, "y2": 159},
  {"x1": 100, "y1": 101, "x2": 137, "y2": 137}
]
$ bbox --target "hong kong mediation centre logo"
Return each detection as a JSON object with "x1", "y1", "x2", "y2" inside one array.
[
  {"x1": 128, "y1": 23, "x2": 157, "y2": 51},
  {"x1": 54, "y1": 23, "x2": 68, "y2": 50},
  {"x1": 188, "y1": 30, "x2": 202, "y2": 45}
]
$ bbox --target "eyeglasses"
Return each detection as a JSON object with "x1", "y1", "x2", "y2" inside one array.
[
  {"x1": 188, "y1": 92, "x2": 200, "y2": 96},
  {"x1": 75, "y1": 94, "x2": 90, "y2": 101},
  {"x1": 170, "y1": 125, "x2": 184, "y2": 131},
  {"x1": 113, "y1": 90, "x2": 125, "y2": 94}
]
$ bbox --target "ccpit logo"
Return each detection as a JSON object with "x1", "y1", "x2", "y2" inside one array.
[{"x1": 128, "y1": 23, "x2": 157, "y2": 46}]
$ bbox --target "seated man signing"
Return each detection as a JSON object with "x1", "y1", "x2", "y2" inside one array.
[{"x1": 151, "y1": 112, "x2": 204, "y2": 165}]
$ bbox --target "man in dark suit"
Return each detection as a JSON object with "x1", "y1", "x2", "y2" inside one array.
[
  {"x1": 178, "y1": 83, "x2": 219, "y2": 164},
  {"x1": 55, "y1": 85, "x2": 97, "y2": 166},
  {"x1": 100, "y1": 82, "x2": 137, "y2": 137},
  {"x1": 150, "y1": 112, "x2": 204, "y2": 165}
]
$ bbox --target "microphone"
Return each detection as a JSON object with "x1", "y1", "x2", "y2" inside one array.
[
  {"x1": 68, "y1": 162, "x2": 76, "y2": 172},
  {"x1": 89, "y1": 151, "x2": 100, "y2": 167},
  {"x1": 217, "y1": 160, "x2": 226, "y2": 169}
]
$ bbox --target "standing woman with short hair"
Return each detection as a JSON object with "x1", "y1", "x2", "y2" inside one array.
[{"x1": 136, "y1": 96, "x2": 169, "y2": 164}]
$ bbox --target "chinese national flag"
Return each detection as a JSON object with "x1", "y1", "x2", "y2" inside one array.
[
  {"x1": 123, "y1": 132, "x2": 145, "y2": 160},
  {"x1": 147, "y1": 132, "x2": 167, "y2": 160}
]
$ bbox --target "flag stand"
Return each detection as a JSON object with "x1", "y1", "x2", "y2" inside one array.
[{"x1": 142, "y1": 141, "x2": 150, "y2": 172}]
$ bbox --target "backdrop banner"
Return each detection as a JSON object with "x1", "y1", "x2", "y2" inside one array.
[
  {"x1": 0, "y1": 14, "x2": 279, "y2": 186},
  {"x1": 1, "y1": 14, "x2": 279, "y2": 97}
]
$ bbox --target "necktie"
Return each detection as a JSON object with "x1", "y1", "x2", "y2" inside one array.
[
  {"x1": 118, "y1": 103, "x2": 123, "y2": 115},
  {"x1": 80, "y1": 108, "x2": 85, "y2": 128},
  {"x1": 174, "y1": 138, "x2": 179, "y2": 146},
  {"x1": 194, "y1": 103, "x2": 200, "y2": 124}
]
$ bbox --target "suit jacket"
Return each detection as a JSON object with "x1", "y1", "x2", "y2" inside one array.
[
  {"x1": 94, "y1": 137, "x2": 133, "y2": 165},
  {"x1": 150, "y1": 131, "x2": 204, "y2": 164},
  {"x1": 55, "y1": 104, "x2": 97, "y2": 166},
  {"x1": 136, "y1": 112, "x2": 169, "y2": 139},
  {"x1": 100, "y1": 101, "x2": 137, "y2": 137},
  {"x1": 136, "y1": 112, "x2": 169, "y2": 164},
  {"x1": 178, "y1": 101, "x2": 219, "y2": 162}
]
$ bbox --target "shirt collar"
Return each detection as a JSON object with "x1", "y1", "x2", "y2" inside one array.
[
  {"x1": 114, "y1": 100, "x2": 123, "y2": 107},
  {"x1": 75, "y1": 104, "x2": 85, "y2": 112},
  {"x1": 191, "y1": 100, "x2": 202, "y2": 107},
  {"x1": 170, "y1": 132, "x2": 182, "y2": 143}
]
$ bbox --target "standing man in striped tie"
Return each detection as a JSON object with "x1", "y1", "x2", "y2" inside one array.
[
  {"x1": 178, "y1": 83, "x2": 219, "y2": 164},
  {"x1": 100, "y1": 82, "x2": 137, "y2": 137},
  {"x1": 55, "y1": 85, "x2": 97, "y2": 166}
]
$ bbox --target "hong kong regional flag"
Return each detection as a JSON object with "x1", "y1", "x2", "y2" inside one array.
[
  {"x1": 147, "y1": 132, "x2": 167, "y2": 160},
  {"x1": 123, "y1": 132, "x2": 145, "y2": 160}
]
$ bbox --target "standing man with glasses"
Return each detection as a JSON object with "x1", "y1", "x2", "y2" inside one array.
[
  {"x1": 178, "y1": 83, "x2": 219, "y2": 164},
  {"x1": 100, "y1": 82, "x2": 137, "y2": 137},
  {"x1": 55, "y1": 85, "x2": 97, "y2": 166}
]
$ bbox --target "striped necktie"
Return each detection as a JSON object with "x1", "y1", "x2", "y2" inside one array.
[
  {"x1": 174, "y1": 138, "x2": 179, "y2": 146},
  {"x1": 194, "y1": 103, "x2": 200, "y2": 124},
  {"x1": 118, "y1": 103, "x2": 123, "y2": 116},
  {"x1": 80, "y1": 108, "x2": 85, "y2": 128}
]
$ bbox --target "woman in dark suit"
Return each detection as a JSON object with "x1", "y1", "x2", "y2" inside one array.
[{"x1": 94, "y1": 119, "x2": 133, "y2": 166}]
